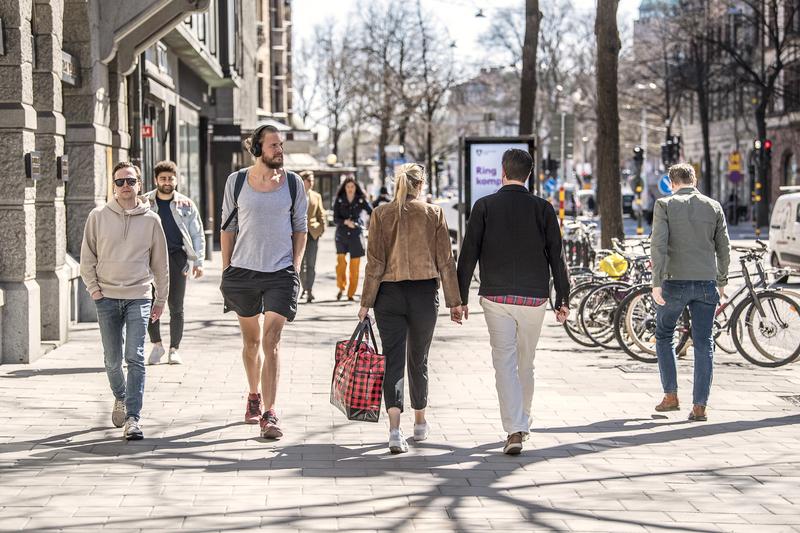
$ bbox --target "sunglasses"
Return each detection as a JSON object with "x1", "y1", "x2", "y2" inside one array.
[{"x1": 114, "y1": 178, "x2": 138, "y2": 187}]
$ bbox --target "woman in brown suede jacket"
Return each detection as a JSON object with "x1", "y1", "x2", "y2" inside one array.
[{"x1": 358, "y1": 163, "x2": 464, "y2": 454}]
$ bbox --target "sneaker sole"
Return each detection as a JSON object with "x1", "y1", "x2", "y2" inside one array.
[
  {"x1": 413, "y1": 433, "x2": 429, "y2": 442},
  {"x1": 389, "y1": 445, "x2": 408, "y2": 454},
  {"x1": 112, "y1": 413, "x2": 126, "y2": 428},
  {"x1": 261, "y1": 427, "x2": 283, "y2": 439},
  {"x1": 125, "y1": 432, "x2": 143, "y2": 441},
  {"x1": 503, "y1": 444, "x2": 522, "y2": 455}
]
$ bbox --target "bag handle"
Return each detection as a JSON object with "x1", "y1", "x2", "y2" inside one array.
[{"x1": 347, "y1": 316, "x2": 378, "y2": 354}]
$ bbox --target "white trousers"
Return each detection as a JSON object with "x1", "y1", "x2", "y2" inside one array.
[{"x1": 480, "y1": 297, "x2": 547, "y2": 435}]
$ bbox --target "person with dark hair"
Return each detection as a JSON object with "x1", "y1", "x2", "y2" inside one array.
[
  {"x1": 143, "y1": 160, "x2": 205, "y2": 365},
  {"x1": 333, "y1": 176, "x2": 372, "y2": 301},
  {"x1": 651, "y1": 163, "x2": 730, "y2": 422},
  {"x1": 358, "y1": 163, "x2": 463, "y2": 453},
  {"x1": 457, "y1": 148, "x2": 570, "y2": 455},
  {"x1": 300, "y1": 171, "x2": 325, "y2": 303},
  {"x1": 220, "y1": 124, "x2": 308, "y2": 440},
  {"x1": 80, "y1": 161, "x2": 169, "y2": 440},
  {"x1": 372, "y1": 186, "x2": 392, "y2": 208}
]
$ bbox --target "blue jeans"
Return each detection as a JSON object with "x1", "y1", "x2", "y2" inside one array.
[
  {"x1": 95, "y1": 298, "x2": 151, "y2": 420},
  {"x1": 655, "y1": 280, "x2": 719, "y2": 406}
]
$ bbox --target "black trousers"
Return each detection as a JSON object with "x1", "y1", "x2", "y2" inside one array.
[
  {"x1": 148, "y1": 250, "x2": 188, "y2": 349},
  {"x1": 300, "y1": 236, "x2": 319, "y2": 293},
  {"x1": 374, "y1": 279, "x2": 439, "y2": 412}
]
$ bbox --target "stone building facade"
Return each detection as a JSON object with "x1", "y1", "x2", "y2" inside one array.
[{"x1": 0, "y1": 0, "x2": 294, "y2": 364}]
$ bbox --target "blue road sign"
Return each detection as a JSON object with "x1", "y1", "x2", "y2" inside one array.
[
  {"x1": 658, "y1": 174, "x2": 672, "y2": 195},
  {"x1": 544, "y1": 178, "x2": 557, "y2": 195}
]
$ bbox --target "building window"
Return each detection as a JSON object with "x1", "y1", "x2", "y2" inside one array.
[
  {"x1": 178, "y1": 105, "x2": 201, "y2": 209},
  {"x1": 785, "y1": 152, "x2": 799, "y2": 187},
  {"x1": 272, "y1": 83, "x2": 284, "y2": 113}
]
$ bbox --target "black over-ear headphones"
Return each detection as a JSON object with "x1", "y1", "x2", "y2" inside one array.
[{"x1": 249, "y1": 124, "x2": 270, "y2": 157}]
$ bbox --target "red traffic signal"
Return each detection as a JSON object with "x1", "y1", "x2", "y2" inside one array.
[{"x1": 764, "y1": 139, "x2": 773, "y2": 151}]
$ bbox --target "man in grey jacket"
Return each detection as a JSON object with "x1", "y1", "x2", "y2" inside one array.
[
  {"x1": 142, "y1": 160, "x2": 205, "y2": 365},
  {"x1": 651, "y1": 163, "x2": 730, "y2": 422}
]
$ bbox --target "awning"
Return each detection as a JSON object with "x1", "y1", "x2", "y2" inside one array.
[{"x1": 284, "y1": 153, "x2": 321, "y2": 171}]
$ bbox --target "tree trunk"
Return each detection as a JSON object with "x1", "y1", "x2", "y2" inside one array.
[
  {"x1": 698, "y1": 88, "x2": 713, "y2": 197},
  {"x1": 755, "y1": 100, "x2": 770, "y2": 227},
  {"x1": 426, "y1": 110, "x2": 434, "y2": 197},
  {"x1": 519, "y1": 0, "x2": 540, "y2": 135},
  {"x1": 595, "y1": 0, "x2": 623, "y2": 248},
  {"x1": 351, "y1": 128, "x2": 360, "y2": 168},
  {"x1": 379, "y1": 116, "x2": 390, "y2": 185}
]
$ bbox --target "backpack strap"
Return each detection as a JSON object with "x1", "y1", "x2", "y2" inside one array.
[
  {"x1": 287, "y1": 171, "x2": 297, "y2": 219},
  {"x1": 220, "y1": 169, "x2": 247, "y2": 231}
]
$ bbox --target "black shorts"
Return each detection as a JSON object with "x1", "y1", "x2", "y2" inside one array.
[{"x1": 220, "y1": 266, "x2": 300, "y2": 320}]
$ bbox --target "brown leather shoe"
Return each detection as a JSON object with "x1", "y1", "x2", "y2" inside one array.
[
  {"x1": 655, "y1": 395, "x2": 680, "y2": 412},
  {"x1": 503, "y1": 432, "x2": 523, "y2": 455}
]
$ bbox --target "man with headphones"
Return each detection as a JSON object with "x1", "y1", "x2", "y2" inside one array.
[{"x1": 219, "y1": 124, "x2": 308, "y2": 440}]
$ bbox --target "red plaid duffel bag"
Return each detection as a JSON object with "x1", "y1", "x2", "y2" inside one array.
[{"x1": 330, "y1": 317, "x2": 385, "y2": 422}]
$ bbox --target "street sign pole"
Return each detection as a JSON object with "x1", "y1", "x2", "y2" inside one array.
[{"x1": 560, "y1": 112, "x2": 566, "y2": 183}]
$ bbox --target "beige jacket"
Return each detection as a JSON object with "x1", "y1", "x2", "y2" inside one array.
[
  {"x1": 307, "y1": 189, "x2": 326, "y2": 240},
  {"x1": 361, "y1": 199, "x2": 461, "y2": 308},
  {"x1": 80, "y1": 199, "x2": 170, "y2": 306}
]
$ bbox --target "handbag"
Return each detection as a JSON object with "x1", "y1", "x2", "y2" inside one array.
[{"x1": 330, "y1": 317, "x2": 385, "y2": 422}]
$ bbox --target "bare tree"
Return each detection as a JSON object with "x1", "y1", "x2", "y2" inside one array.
[
  {"x1": 415, "y1": 0, "x2": 456, "y2": 196},
  {"x1": 704, "y1": 0, "x2": 800, "y2": 224},
  {"x1": 292, "y1": 37, "x2": 319, "y2": 126},
  {"x1": 595, "y1": 0, "x2": 623, "y2": 247},
  {"x1": 519, "y1": 0, "x2": 541, "y2": 136},
  {"x1": 315, "y1": 23, "x2": 353, "y2": 158},
  {"x1": 358, "y1": 0, "x2": 411, "y2": 183}
]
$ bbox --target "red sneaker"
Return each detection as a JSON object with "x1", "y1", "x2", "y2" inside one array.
[
  {"x1": 260, "y1": 409, "x2": 283, "y2": 439},
  {"x1": 245, "y1": 393, "x2": 262, "y2": 424}
]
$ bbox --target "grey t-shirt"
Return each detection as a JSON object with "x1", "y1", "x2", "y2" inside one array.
[{"x1": 221, "y1": 169, "x2": 308, "y2": 273}]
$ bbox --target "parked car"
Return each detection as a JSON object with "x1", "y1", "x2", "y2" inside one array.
[{"x1": 769, "y1": 189, "x2": 800, "y2": 268}]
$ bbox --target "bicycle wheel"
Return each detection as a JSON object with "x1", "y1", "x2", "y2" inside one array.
[
  {"x1": 731, "y1": 291, "x2": 800, "y2": 367},
  {"x1": 579, "y1": 282, "x2": 632, "y2": 349},
  {"x1": 613, "y1": 290, "x2": 642, "y2": 356},
  {"x1": 621, "y1": 286, "x2": 690, "y2": 363},
  {"x1": 564, "y1": 281, "x2": 602, "y2": 347},
  {"x1": 713, "y1": 303, "x2": 737, "y2": 354}
]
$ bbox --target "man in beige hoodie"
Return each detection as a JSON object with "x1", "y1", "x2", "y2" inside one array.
[{"x1": 80, "y1": 161, "x2": 169, "y2": 440}]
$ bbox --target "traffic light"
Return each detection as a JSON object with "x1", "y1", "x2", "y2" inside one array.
[
  {"x1": 764, "y1": 139, "x2": 773, "y2": 163},
  {"x1": 660, "y1": 135, "x2": 682, "y2": 167},
  {"x1": 633, "y1": 145, "x2": 644, "y2": 163}
]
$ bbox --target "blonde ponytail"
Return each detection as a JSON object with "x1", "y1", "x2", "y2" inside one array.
[{"x1": 392, "y1": 163, "x2": 426, "y2": 217}]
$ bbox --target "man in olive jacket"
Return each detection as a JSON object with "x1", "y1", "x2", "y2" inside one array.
[
  {"x1": 651, "y1": 163, "x2": 730, "y2": 422},
  {"x1": 300, "y1": 171, "x2": 326, "y2": 303}
]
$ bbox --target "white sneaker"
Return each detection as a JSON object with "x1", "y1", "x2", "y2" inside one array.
[
  {"x1": 388, "y1": 428, "x2": 408, "y2": 454},
  {"x1": 413, "y1": 422, "x2": 430, "y2": 441},
  {"x1": 147, "y1": 345, "x2": 165, "y2": 365},
  {"x1": 112, "y1": 398, "x2": 126, "y2": 428},
  {"x1": 168, "y1": 349, "x2": 183, "y2": 365},
  {"x1": 123, "y1": 417, "x2": 143, "y2": 440}
]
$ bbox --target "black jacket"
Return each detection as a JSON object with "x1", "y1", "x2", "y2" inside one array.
[
  {"x1": 456, "y1": 184, "x2": 570, "y2": 308},
  {"x1": 333, "y1": 195, "x2": 372, "y2": 236}
]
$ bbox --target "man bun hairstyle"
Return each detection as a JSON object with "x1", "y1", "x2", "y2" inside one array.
[
  {"x1": 112, "y1": 161, "x2": 141, "y2": 180},
  {"x1": 246, "y1": 124, "x2": 280, "y2": 157},
  {"x1": 502, "y1": 149, "x2": 533, "y2": 182},
  {"x1": 154, "y1": 160, "x2": 178, "y2": 177}
]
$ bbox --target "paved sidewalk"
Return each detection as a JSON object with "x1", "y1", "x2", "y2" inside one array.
[{"x1": 1, "y1": 232, "x2": 799, "y2": 532}]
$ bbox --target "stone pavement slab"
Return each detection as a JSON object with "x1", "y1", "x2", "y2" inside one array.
[{"x1": 1, "y1": 233, "x2": 799, "y2": 532}]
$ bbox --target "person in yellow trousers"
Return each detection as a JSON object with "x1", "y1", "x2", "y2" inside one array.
[{"x1": 333, "y1": 176, "x2": 372, "y2": 301}]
